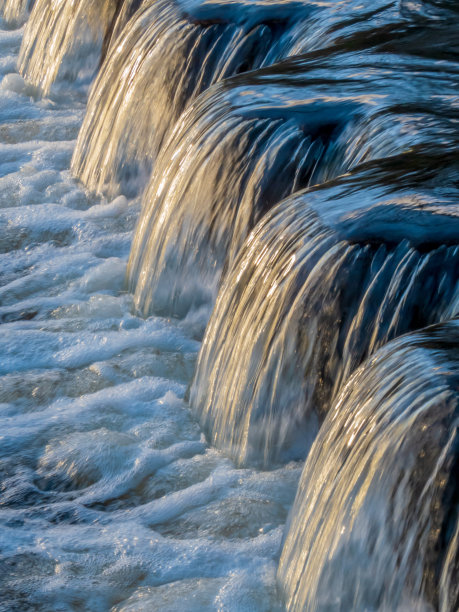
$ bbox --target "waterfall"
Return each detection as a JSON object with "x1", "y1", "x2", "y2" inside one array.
[
  {"x1": 3, "y1": 0, "x2": 459, "y2": 608},
  {"x1": 71, "y1": 0, "x2": 315, "y2": 197},
  {"x1": 189, "y1": 165, "x2": 459, "y2": 466},
  {"x1": 278, "y1": 320, "x2": 459, "y2": 611},
  {"x1": 126, "y1": 78, "x2": 355, "y2": 322},
  {"x1": 0, "y1": 0, "x2": 33, "y2": 26},
  {"x1": 17, "y1": 0, "x2": 135, "y2": 94},
  {"x1": 127, "y1": 48, "x2": 459, "y2": 325},
  {"x1": 100, "y1": 0, "x2": 143, "y2": 64},
  {"x1": 70, "y1": 0, "x2": 402, "y2": 198}
]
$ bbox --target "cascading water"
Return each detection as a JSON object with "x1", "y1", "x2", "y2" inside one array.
[
  {"x1": 17, "y1": 0, "x2": 136, "y2": 95},
  {"x1": 71, "y1": 0, "x2": 316, "y2": 197},
  {"x1": 71, "y1": 0, "x2": 402, "y2": 197},
  {"x1": 100, "y1": 0, "x2": 144, "y2": 64},
  {"x1": 2, "y1": 0, "x2": 459, "y2": 609},
  {"x1": 0, "y1": 0, "x2": 33, "y2": 26},
  {"x1": 0, "y1": 14, "x2": 301, "y2": 610},
  {"x1": 127, "y1": 47, "x2": 459, "y2": 325},
  {"x1": 126, "y1": 79, "x2": 353, "y2": 323},
  {"x1": 278, "y1": 321, "x2": 459, "y2": 611},
  {"x1": 190, "y1": 160, "x2": 459, "y2": 466}
]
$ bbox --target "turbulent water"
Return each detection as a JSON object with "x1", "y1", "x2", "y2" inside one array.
[
  {"x1": 0, "y1": 13, "x2": 300, "y2": 612},
  {"x1": 1, "y1": 0, "x2": 459, "y2": 611}
]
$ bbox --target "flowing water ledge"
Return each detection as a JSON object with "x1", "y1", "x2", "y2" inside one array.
[{"x1": 1, "y1": 0, "x2": 458, "y2": 610}]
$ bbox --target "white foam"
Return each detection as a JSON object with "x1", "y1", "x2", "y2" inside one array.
[{"x1": 1, "y1": 71, "x2": 38, "y2": 96}]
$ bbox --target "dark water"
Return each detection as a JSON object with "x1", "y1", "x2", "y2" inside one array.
[{"x1": 1, "y1": 0, "x2": 458, "y2": 610}]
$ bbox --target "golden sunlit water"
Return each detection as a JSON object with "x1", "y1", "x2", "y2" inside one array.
[{"x1": 1, "y1": 0, "x2": 458, "y2": 610}]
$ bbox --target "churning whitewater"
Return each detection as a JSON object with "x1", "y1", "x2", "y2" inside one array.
[{"x1": 0, "y1": 0, "x2": 458, "y2": 611}]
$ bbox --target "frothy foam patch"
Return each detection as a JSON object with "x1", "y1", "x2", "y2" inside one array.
[{"x1": 1, "y1": 72, "x2": 39, "y2": 97}]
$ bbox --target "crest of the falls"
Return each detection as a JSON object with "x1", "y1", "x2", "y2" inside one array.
[
  {"x1": 71, "y1": 0, "x2": 402, "y2": 197},
  {"x1": 17, "y1": 0, "x2": 139, "y2": 95},
  {"x1": 0, "y1": 0, "x2": 33, "y2": 26},
  {"x1": 278, "y1": 321, "x2": 459, "y2": 611},
  {"x1": 189, "y1": 151, "x2": 459, "y2": 467},
  {"x1": 127, "y1": 48, "x2": 459, "y2": 326}
]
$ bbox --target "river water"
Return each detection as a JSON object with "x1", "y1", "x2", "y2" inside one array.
[
  {"x1": 0, "y1": 14, "x2": 303, "y2": 612},
  {"x1": 1, "y1": 1, "x2": 458, "y2": 611}
]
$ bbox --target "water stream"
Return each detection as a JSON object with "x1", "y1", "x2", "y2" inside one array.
[{"x1": 1, "y1": 0, "x2": 458, "y2": 610}]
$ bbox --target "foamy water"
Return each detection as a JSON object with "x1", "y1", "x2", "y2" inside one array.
[{"x1": 0, "y1": 20, "x2": 302, "y2": 611}]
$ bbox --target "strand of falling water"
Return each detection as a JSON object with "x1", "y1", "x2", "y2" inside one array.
[{"x1": 18, "y1": 0, "x2": 120, "y2": 95}]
